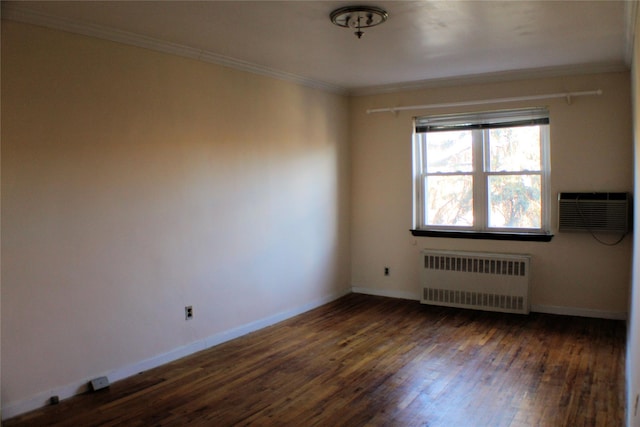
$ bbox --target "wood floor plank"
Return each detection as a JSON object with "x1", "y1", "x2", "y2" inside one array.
[{"x1": 4, "y1": 294, "x2": 625, "y2": 426}]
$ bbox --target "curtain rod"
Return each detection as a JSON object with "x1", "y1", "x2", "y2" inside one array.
[{"x1": 365, "y1": 89, "x2": 603, "y2": 114}]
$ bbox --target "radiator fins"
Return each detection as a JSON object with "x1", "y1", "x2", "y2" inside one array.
[
  {"x1": 420, "y1": 250, "x2": 531, "y2": 315},
  {"x1": 558, "y1": 192, "x2": 630, "y2": 233},
  {"x1": 424, "y1": 255, "x2": 526, "y2": 277},
  {"x1": 423, "y1": 288, "x2": 524, "y2": 312}
]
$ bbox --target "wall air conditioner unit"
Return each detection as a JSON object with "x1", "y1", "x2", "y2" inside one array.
[{"x1": 558, "y1": 192, "x2": 631, "y2": 233}]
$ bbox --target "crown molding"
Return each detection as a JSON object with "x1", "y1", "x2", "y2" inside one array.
[
  {"x1": 1, "y1": 5, "x2": 348, "y2": 95},
  {"x1": 3, "y1": 4, "x2": 631, "y2": 99},
  {"x1": 349, "y1": 61, "x2": 630, "y2": 97}
]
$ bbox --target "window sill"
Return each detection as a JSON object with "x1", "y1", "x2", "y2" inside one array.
[{"x1": 410, "y1": 229, "x2": 554, "y2": 242}]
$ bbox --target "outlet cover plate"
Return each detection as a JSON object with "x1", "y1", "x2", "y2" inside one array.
[{"x1": 90, "y1": 376, "x2": 110, "y2": 391}]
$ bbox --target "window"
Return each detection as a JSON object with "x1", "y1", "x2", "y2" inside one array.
[{"x1": 412, "y1": 108, "x2": 551, "y2": 239}]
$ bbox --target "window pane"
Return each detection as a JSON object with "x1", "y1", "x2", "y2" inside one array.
[
  {"x1": 426, "y1": 130, "x2": 473, "y2": 173},
  {"x1": 488, "y1": 175, "x2": 541, "y2": 228},
  {"x1": 425, "y1": 175, "x2": 473, "y2": 226},
  {"x1": 488, "y1": 126, "x2": 541, "y2": 172}
]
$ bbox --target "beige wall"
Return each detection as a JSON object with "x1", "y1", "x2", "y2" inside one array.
[
  {"x1": 628, "y1": 3, "x2": 640, "y2": 426},
  {"x1": 350, "y1": 72, "x2": 632, "y2": 316},
  {"x1": 1, "y1": 21, "x2": 351, "y2": 415},
  {"x1": 2, "y1": 16, "x2": 635, "y2": 422}
]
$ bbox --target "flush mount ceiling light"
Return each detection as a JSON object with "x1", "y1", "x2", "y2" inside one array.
[{"x1": 330, "y1": 6, "x2": 388, "y2": 39}]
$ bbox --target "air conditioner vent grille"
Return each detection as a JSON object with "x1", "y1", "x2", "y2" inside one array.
[{"x1": 558, "y1": 192, "x2": 630, "y2": 233}]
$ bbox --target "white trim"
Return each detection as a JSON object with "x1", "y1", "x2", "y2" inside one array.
[
  {"x1": 1, "y1": 289, "x2": 350, "y2": 420},
  {"x1": 352, "y1": 286, "x2": 420, "y2": 301},
  {"x1": 531, "y1": 304, "x2": 627, "y2": 320},
  {"x1": 352, "y1": 286, "x2": 626, "y2": 320},
  {"x1": 1, "y1": 5, "x2": 346, "y2": 95}
]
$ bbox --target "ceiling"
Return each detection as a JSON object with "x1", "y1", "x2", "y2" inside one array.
[{"x1": 2, "y1": 1, "x2": 634, "y2": 94}]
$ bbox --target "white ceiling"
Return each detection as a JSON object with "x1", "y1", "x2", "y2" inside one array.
[{"x1": 2, "y1": 1, "x2": 634, "y2": 94}]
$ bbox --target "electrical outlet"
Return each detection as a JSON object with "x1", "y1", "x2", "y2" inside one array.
[
  {"x1": 384, "y1": 267, "x2": 390, "y2": 276},
  {"x1": 90, "y1": 376, "x2": 110, "y2": 391},
  {"x1": 185, "y1": 305, "x2": 193, "y2": 320}
]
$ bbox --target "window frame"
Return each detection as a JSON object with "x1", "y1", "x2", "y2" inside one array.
[{"x1": 412, "y1": 108, "x2": 552, "y2": 239}]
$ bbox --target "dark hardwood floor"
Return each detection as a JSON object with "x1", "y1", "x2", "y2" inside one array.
[{"x1": 5, "y1": 293, "x2": 625, "y2": 426}]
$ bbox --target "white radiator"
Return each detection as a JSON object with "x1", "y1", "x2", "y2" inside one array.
[{"x1": 420, "y1": 250, "x2": 531, "y2": 314}]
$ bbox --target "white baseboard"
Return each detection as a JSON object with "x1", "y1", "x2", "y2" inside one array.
[
  {"x1": 352, "y1": 286, "x2": 420, "y2": 301},
  {"x1": 352, "y1": 286, "x2": 627, "y2": 320},
  {"x1": 2, "y1": 289, "x2": 350, "y2": 420},
  {"x1": 5, "y1": 289, "x2": 623, "y2": 419},
  {"x1": 531, "y1": 304, "x2": 627, "y2": 320}
]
